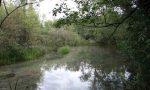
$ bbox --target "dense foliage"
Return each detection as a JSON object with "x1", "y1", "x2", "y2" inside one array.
[
  {"x1": 53, "y1": 0, "x2": 150, "y2": 89},
  {"x1": 0, "y1": 0, "x2": 150, "y2": 89},
  {"x1": 0, "y1": 4, "x2": 42, "y2": 64},
  {"x1": 0, "y1": 1, "x2": 85, "y2": 65}
]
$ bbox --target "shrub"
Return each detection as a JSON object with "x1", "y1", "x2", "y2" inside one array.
[
  {"x1": 0, "y1": 47, "x2": 45, "y2": 65},
  {"x1": 0, "y1": 46, "x2": 23, "y2": 64},
  {"x1": 57, "y1": 46, "x2": 70, "y2": 55},
  {"x1": 47, "y1": 28, "x2": 86, "y2": 50},
  {"x1": 20, "y1": 48, "x2": 45, "y2": 60}
]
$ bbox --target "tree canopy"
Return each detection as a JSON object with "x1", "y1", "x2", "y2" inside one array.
[{"x1": 53, "y1": 0, "x2": 150, "y2": 89}]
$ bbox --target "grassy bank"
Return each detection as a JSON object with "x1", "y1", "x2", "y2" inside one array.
[{"x1": 0, "y1": 47, "x2": 45, "y2": 65}]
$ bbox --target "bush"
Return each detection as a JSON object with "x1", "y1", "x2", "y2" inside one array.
[
  {"x1": 0, "y1": 47, "x2": 45, "y2": 65},
  {"x1": 20, "y1": 48, "x2": 45, "y2": 60},
  {"x1": 0, "y1": 46, "x2": 23, "y2": 64},
  {"x1": 57, "y1": 46, "x2": 70, "y2": 55},
  {"x1": 47, "y1": 28, "x2": 86, "y2": 50}
]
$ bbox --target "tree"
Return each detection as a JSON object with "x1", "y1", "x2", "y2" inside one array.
[
  {"x1": 0, "y1": 0, "x2": 40, "y2": 28},
  {"x1": 53, "y1": 0, "x2": 150, "y2": 89},
  {"x1": 0, "y1": 0, "x2": 42, "y2": 64}
]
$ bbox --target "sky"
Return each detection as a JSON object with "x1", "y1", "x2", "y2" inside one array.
[{"x1": 35, "y1": 0, "x2": 77, "y2": 21}]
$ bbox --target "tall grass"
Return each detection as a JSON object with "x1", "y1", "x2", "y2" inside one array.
[
  {"x1": 20, "y1": 48, "x2": 45, "y2": 60},
  {"x1": 0, "y1": 47, "x2": 45, "y2": 65},
  {"x1": 57, "y1": 46, "x2": 70, "y2": 55}
]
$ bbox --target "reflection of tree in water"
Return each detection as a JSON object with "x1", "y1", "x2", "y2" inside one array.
[
  {"x1": 48, "y1": 59, "x2": 129, "y2": 90},
  {"x1": 40, "y1": 46, "x2": 130, "y2": 90},
  {"x1": 78, "y1": 61, "x2": 128, "y2": 90},
  {"x1": 67, "y1": 46, "x2": 129, "y2": 90}
]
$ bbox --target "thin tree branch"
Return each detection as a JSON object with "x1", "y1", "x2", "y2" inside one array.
[
  {"x1": 108, "y1": 8, "x2": 137, "y2": 39},
  {"x1": 8, "y1": 81, "x2": 12, "y2": 90},
  {"x1": 102, "y1": 7, "x2": 107, "y2": 24},
  {"x1": 78, "y1": 22, "x2": 119, "y2": 28},
  {"x1": 107, "y1": 23, "x2": 121, "y2": 40},
  {"x1": 0, "y1": 0, "x2": 1, "y2": 6},
  {"x1": 3, "y1": 0, "x2": 9, "y2": 15},
  {"x1": 78, "y1": 8, "x2": 137, "y2": 40},
  {"x1": 14, "y1": 79, "x2": 19, "y2": 90},
  {"x1": 0, "y1": 2, "x2": 38, "y2": 28}
]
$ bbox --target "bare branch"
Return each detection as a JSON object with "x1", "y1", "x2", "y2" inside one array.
[
  {"x1": 107, "y1": 8, "x2": 137, "y2": 39},
  {"x1": 77, "y1": 8, "x2": 137, "y2": 40},
  {"x1": 0, "y1": 2, "x2": 38, "y2": 28},
  {"x1": 78, "y1": 22, "x2": 120, "y2": 28},
  {"x1": 102, "y1": 7, "x2": 107, "y2": 24},
  {"x1": 8, "y1": 81, "x2": 12, "y2": 90},
  {"x1": 3, "y1": 0, "x2": 9, "y2": 15},
  {"x1": 0, "y1": 0, "x2": 1, "y2": 6},
  {"x1": 14, "y1": 79, "x2": 19, "y2": 90}
]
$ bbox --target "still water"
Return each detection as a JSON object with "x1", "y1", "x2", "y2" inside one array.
[{"x1": 0, "y1": 46, "x2": 130, "y2": 90}]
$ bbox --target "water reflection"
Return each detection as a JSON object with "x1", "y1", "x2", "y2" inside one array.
[
  {"x1": 37, "y1": 61, "x2": 130, "y2": 90},
  {"x1": 0, "y1": 46, "x2": 130, "y2": 90},
  {"x1": 37, "y1": 64, "x2": 90, "y2": 90},
  {"x1": 36, "y1": 47, "x2": 130, "y2": 90}
]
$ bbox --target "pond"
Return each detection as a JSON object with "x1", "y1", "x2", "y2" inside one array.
[{"x1": 0, "y1": 46, "x2": 130, "y2": 90}]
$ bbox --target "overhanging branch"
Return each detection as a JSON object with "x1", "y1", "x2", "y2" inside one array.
[
  {"x1": 80, "y1": 22, "x2": 120, "y2": 28},
  {"x1": 3, "y1": 0, "x2": 8, "y2": 15},
  {"x1": 0, "y1": 2, "x2": 38, "y2": 28},
  {"x1": 108, "y1": 8, "x2": 137, "y2": 39},
  {"x1": 0, "y1": 0, "x2": 1, "y2": 6},
  {"x1": 78, "y1": 8, "x2": 137, "y2": 39}
]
